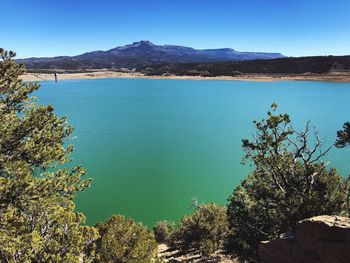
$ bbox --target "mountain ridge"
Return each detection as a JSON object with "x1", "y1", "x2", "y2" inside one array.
[{"x1": 18, "y1": 40, "x2": 285, "y2": 70}]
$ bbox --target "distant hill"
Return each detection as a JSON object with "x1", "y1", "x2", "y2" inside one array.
[
  {"x1": 139, "y1": 55, "x2": 350, "y2": 76},
  {"x1": 18, "y1": 41, "x2": 284, "y2": 70}
]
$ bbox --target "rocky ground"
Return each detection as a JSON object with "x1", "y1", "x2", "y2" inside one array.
[{"x1": 157, "y1": 244, "x2": 239, "y2": 263}]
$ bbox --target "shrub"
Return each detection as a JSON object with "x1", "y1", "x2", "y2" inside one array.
[
  {"x1": 95, "y1": 215, "x2": 158, "y2": 263},
  {"x1": 173, "y1": 203, "x2": 229, "y2": 256},
  {"x1": 226, "y1": 104, "x2": 348, "y2": 262},
  {"x1": 153, "y1": 221, "x2": 176, "y2": 244}
]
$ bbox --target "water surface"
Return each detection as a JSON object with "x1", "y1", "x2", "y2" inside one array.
[{"x1": 36, "y1": 78, "x2": 350, "y2": 226}]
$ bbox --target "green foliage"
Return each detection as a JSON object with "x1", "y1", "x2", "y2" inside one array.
[
  {"x1": 95, "y1": 215, "x2": 158, "y2": 263},
  {"x1": 153, "y1": 220, "x2": 176, "y2": 244},
  {"x1": 335, "y1": 122, "x2": 350, "y2": 216},
  {"x1": 172, "y1": 203, "x2": 229, "y2": 256},
  {"x1": 335, "y1": 122, "x2": 350, "y2": 148},
  {"x1": 0, "y1": 48, "x2": 99, "y2": 262},
  {"x1": 226, "y1": 104, "x2": 348, "y2": 262}
]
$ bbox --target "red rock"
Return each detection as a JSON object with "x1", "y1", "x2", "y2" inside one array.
[{"x1": 259, "y1": 215, "x2": 350, "y2": 263}]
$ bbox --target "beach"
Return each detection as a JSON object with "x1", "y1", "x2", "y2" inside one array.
[{"x1": 20, "y1": 71, "x2": 350, "y2": 82}]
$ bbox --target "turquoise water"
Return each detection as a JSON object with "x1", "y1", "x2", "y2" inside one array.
[{"x1": 35, "y1": 78, "x2": 350, "y2": 226}]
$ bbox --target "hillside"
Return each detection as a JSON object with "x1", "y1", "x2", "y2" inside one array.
[
  {"x1": 139, "y1": 55, "x2": 350, "y2": 76},
  {"x1": 17, "y1": 41, "x2": 284, "y2": 70}
]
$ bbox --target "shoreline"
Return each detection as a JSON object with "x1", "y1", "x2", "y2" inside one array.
[{"x1": 20, "y1": 71, "x2": 350, "y2": 82}]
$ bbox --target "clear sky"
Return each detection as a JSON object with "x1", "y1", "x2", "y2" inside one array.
[{"x1": 2, "y1": 0, "x2": 350, "y2": 58}]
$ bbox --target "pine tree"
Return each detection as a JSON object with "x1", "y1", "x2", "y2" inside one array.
[
  {"x1": 335, "y1": 122, "x2": 350, "y2": 148},
  {"x1": 0, "y1": 49, "x2": 99, "y2": 262},
  {"x1": 226, "y1": 104, "x2": 348, "y2": 262}
]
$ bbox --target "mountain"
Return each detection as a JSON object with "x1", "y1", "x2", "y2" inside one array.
[{"x1": 18, "y1": 41, "x2": 284, "y2": 70}]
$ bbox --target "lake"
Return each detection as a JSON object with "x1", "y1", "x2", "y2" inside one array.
[{"x1": 35, "y1": 78, "x2": 350, "y2": 226}]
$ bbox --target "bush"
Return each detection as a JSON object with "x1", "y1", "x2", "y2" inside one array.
[
  {"x1": 226, "y1": 104, "x2": 348, "y2": 262},
  {"x1": 95, "y1": 215, "x2": 158, "y2": 263},
  {"x1": 173, "y1": 203, "x2": 229, "y2": 256},
  {"x1": 153, "y1": 221, "x2": 176, "y2": 244}
]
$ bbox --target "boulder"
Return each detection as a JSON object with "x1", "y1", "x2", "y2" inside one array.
[{"x1": 259, "y1": 215, "x2": 350, "y2": 263}]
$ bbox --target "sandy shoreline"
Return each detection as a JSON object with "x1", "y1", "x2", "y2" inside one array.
[{"x1": 20, "y1": 71, "x2": 350, "y2": 82}]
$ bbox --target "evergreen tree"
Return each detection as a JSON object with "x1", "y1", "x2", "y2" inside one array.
[
  {"x1": 0, "y1": 49, "x2": 99, "y2": 262},
  {"x1": 226, "y1": 104, "x2": 348, "y2": 262},
  {"x1": 335, "y1": 122, "x2": 350, "y2": 148},
  {"x1": 335, "y1": 122, "x2": 350, "y2": 215}
]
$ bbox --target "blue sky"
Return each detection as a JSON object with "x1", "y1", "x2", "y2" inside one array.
[{"x1": 2, "y1": 0, "x2": 350, "y2": 58}]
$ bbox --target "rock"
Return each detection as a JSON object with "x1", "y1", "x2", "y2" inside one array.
[{"x1": 259, "y1": 215, "x2": 350, "y2": 263}]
